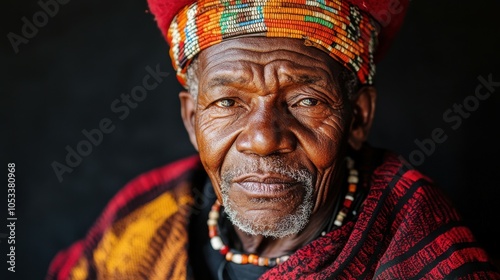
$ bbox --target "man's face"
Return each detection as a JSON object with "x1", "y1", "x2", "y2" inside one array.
[{"x1": 188, "y1": 37, "x2": 354, "y2": 238}]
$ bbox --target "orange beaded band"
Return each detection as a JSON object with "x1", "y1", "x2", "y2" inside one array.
[{"x1": 167, "y1": 0, "x2": 379, "y2": 87}]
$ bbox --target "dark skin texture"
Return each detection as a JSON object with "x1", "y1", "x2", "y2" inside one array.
[{"x1": 180, "y1": 37, "x2": 376, "y2": 258}]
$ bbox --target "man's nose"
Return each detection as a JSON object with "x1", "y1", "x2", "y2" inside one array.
[{"x1": 235, "y1": 106, "x2": 297, "y2": 156}]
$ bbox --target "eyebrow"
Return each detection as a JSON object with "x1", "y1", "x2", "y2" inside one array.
[
  {"x1": 206, "y1": 76, "x2": 248, "y2": 89},
  {"x1": 206, "y1": 73, "x2": 328, "y2": 89},
  {"x1": 293, "y1": 74, "x2": 324, "y2": 86},
  {"x1": 284, "y1": 74, "x2": 328, "y2": 89}
]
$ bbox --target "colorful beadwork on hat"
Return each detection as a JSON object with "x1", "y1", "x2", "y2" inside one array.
[{"x1": 166, "y1": 0, "x2": 379, "y2": 88}]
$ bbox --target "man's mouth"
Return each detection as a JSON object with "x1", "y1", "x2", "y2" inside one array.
[{"x1": 232, "y1": 174, "x2": 303, "y2": 198}]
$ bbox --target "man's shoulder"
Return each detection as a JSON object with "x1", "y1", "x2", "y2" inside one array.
[
  {"x1": 362, "y1": 144, "x2": 460, "y2": 227},
  {"x1": 96, "y1": 154, "x2": 204, "y2": 220},
  {"x1": 87, "y1": 153, "x2": 205, "y2": 233},
  {"x1": 361, "y1": 145, "x2": 447, "y2": 214},
  {"x1": 46, "y1": 154, "x2": 204, "y2": 280},
  {"x1": 115, "y1": 154, "x2": 203, "y2": 203},
  {"x1": 363, "y1": 145, "x2": 434, "y2": 190}
]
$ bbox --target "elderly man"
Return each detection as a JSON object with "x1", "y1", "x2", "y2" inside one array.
[{"x1": 47, "y1": 0, "x2": 500, "y2": 279}]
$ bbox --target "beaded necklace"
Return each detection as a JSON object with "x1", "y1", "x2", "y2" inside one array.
[{"x1": 207, "y1": 157, "x2": 359, "y2": 268}]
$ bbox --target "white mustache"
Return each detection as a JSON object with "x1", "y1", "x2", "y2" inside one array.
[{"x1": 221, "y1": 158, "x2": 314, "y2": 186}]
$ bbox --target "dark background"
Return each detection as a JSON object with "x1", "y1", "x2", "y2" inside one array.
[{"x1": 2, "y1": 0, "x2": 500, "y2": 279}]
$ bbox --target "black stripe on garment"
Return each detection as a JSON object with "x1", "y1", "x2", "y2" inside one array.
[
  {"x1": 445, "y1": 261, "x2": 500, "y2": 279},
  {"x1": 327, "y1": 164, "x2": 410, "y2": 278},
  {"x1": 374, "y1": 221, "x2": 463, "y2": 276},
  {"x1": 359, "y1": 178, "x2": 429, "y2": 278},
  {"x1": 410, "y1": 242, "x2": 486, "y2": 280}
]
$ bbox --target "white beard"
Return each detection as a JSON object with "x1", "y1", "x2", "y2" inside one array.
[{"x1": 220, "y1": 160, "x2": 314, "y2": 238}]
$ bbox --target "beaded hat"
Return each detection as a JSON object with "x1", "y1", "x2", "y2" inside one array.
[{"x1": 147, "y1": 0, "x2": 409, "y2": 87}]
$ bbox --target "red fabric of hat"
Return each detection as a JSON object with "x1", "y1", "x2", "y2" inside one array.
[{"x1": 146, "y1": 0, "x2": 410, "y2": 62}]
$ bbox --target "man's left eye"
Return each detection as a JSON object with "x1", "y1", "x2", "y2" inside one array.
[
  {"x1": 298, "y1": 98, "x2": 319, "y2": 107},
  {"x1": 216, "y1": 99, "x2": 236, "y2": 107}
]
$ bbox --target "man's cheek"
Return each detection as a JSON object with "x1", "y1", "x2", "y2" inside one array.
[
  {"x1": 197, "y1": 120, "x2": 241, "y2": 155},
  {"x1": 302, "y1": 136, "x2": 341, "y2": 170}
]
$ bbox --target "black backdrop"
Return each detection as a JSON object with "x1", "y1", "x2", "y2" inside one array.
[{"x1": 2, "y1": 0, "x2": 500, "y2": 279}]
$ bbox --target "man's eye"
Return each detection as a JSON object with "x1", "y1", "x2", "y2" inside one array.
[
  {"x1": 215, "y1": 99, "x2": 235, "y2": 107},
  {"x1": 298, "y1": 98, "x2": 319, "y2": 107}
]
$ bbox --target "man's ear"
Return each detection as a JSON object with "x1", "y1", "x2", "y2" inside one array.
[
  {"x1": 179, "y1": 91, "x2": 199, "y2": 151},
  {"x1": 348, "y1": 86, "x2": 377, "y2": 150}
]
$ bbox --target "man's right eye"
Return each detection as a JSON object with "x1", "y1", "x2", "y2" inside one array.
[{"x1": 215, "y1": 99, "x2": 236, "y2": 107}]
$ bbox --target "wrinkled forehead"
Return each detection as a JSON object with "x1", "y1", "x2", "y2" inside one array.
[
  {"x1": 196, "y1": 37, "x2": 345, "y2": 90},
  {"x1": 200, "y1": 37, "x2": 339, "y2": 66}
]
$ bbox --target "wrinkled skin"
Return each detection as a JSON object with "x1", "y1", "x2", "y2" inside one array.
[{"x1": 180, "y1": 37, "x2": 376, "y2": 257}]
